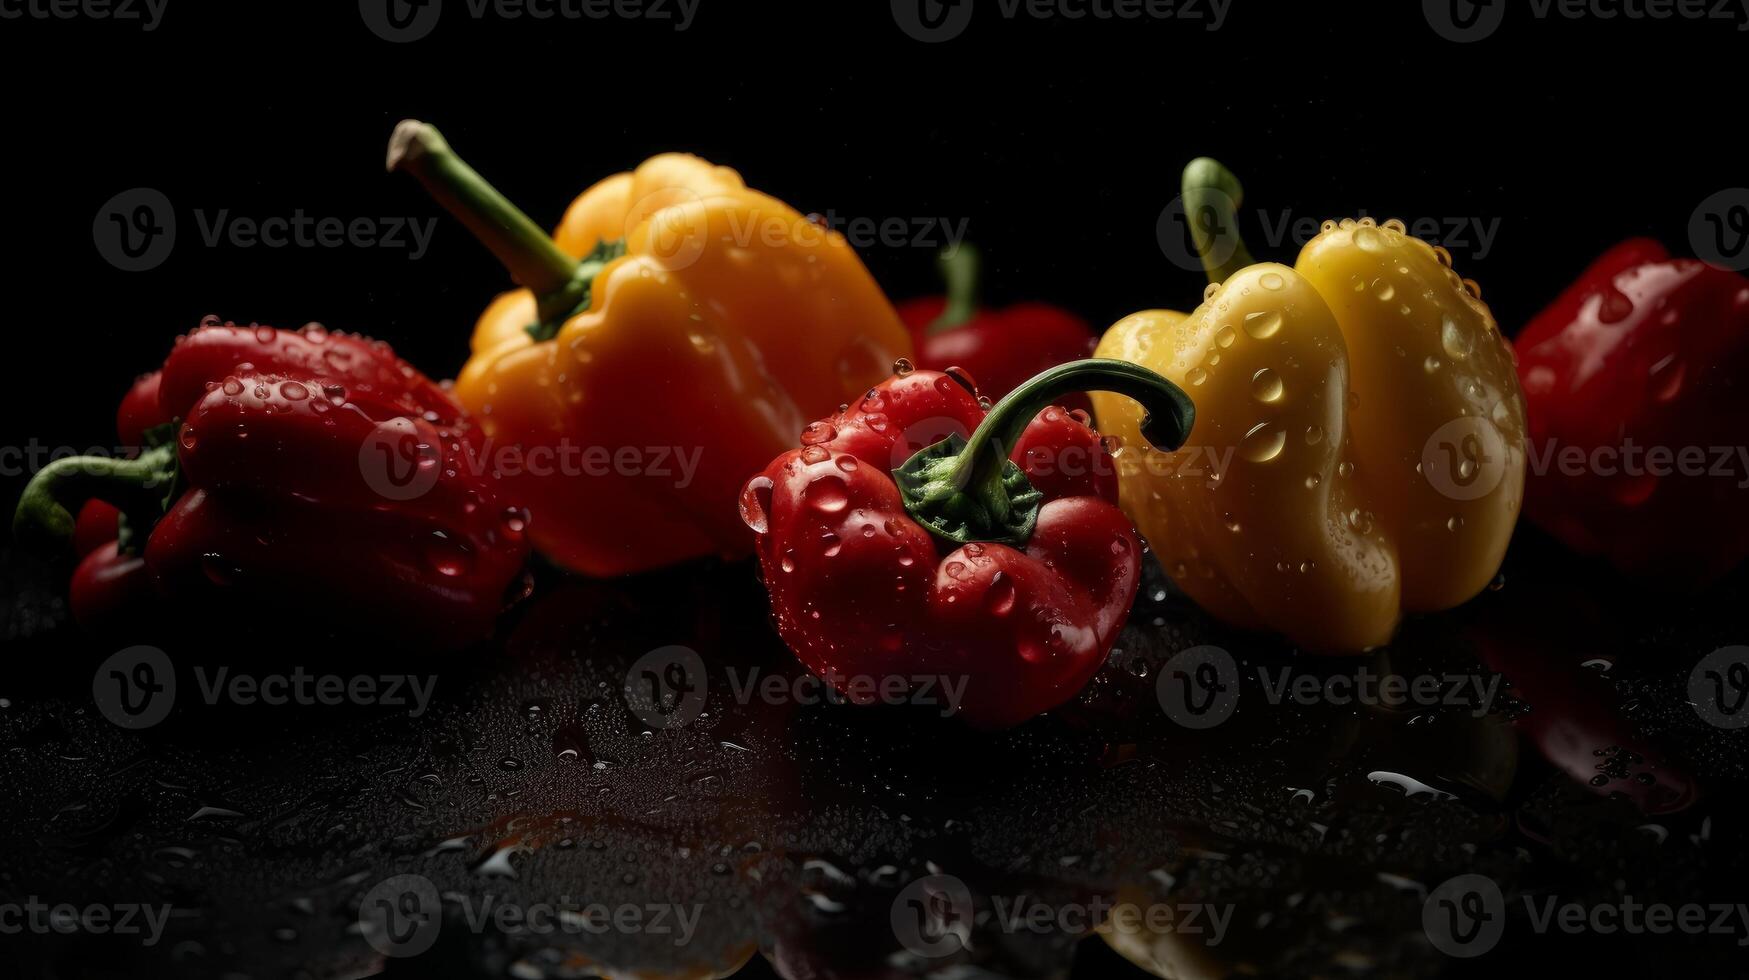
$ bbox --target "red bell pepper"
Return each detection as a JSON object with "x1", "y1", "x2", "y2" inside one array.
[
  {"x1": 739, "y1": 359, "x2": 1194, "y2": 728},
  {"x1": 898, "y1": 245, "x2": 1096, "y2": 404},
  {"x1": 1516, "y1": 239, "x2": 1749, "y2": 582},
  {"x1": 13, "y1": 318, "x2": 530, "y2": 650}
]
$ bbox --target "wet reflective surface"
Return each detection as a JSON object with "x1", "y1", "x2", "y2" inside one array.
[{"x1": 1, "y1": 528, "x2": 1745, "y2": 978}]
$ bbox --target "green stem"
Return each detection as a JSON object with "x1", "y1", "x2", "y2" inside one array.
[
  {"x1": 895, "y1": 359, "x2": 1196, "y2": 546},
  {"x1": 1182, "y1": 157, "x2": 1256, "y2": 285},
  {"x1": 12, "y1": 444, "x2": 178, "y2": 554},
  {"x1": 950, "y1": 359, "x2": 1195, "y2": 492},
  {"x1": 387, "y1": 120, "x2": 596, "y2": 335},
  {"x1": 925, "y1": 243, "x2": 981, "y2": 336}
]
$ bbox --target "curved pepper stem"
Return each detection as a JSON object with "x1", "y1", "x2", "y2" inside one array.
[
  {"x1": 12, "y1": 443, "x2": 179, "y2": 554},
  {"x1": 388, "y1": 120, "x2": 617, "y2": 342},
  {"x1": 925, "y1": 243, "x2": 982, "y2": 336},
  {"x1": 1182, "y1": 156, "x2": 1257, "y2": 286},
  {"x1": 895, "y1": 359, "x2": 1196, "y2": 546}
]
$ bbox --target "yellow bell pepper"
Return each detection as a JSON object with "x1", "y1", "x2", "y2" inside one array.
[
  {"x1": 1091, "y1": 160, "x2": 1526, "y2": 652},
  {"x1": 389, "y1": 121, "x2": 911, "y2": 577}
]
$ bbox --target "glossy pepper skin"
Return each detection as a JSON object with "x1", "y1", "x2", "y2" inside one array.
[
  {"x1": 14, "y1": 319, "x2": 529, "y2": 650},
  {"x1": 1092, "y1": 160, "x2": 1526, "y2": 653},
  {"x1": 1516, "y1": 239, "x2": 1749, "y2": 582},
  {"x1": 389, "y1": 122, "x2": 912, "y2": 577},
  {"x1": 897, "y1": 245, "x2": 1095, "y2": 403},
  {"x1": 739, "y1": 360, "x2": 1194, "y2": 729}
]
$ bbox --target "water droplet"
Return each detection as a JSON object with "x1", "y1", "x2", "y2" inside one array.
[
  {"x1": 1222, "y1": 513, "x2": 1241, "y2": 533},
  {"x1": 221, "y1": 376, "x2": 245, "y2": 396},
  {"x1": 1423, "y1": 355, "x2": 1442, "y2": 374},
  {"x1": 501, "y1": 506, "x2": 528, "y2": 535},
  {"x1": 425, "y1": 530, "x2": 474, "y2": 577},
  {"x1": 1440, "y1": 317, "x2": 1474, "y2": 361},
  {"x1": 804, "y1": 475, "x2": 850, "y2": 514},
  {"x1": 739, "y1": 477, "x2": 774, "y2": 534},
  {"x1": 1250, "y1": 367, "x2": 1283, "y2": 403},
  {"x1": 892, "y1": 357, "x2": 914, "y2": 376},
  {"x1": 984, "y1": 572, "x2": 1016, "y2": 616},
  {"x1": 1203, "y1": 283, "x2": 1221, "y2": 303},
  {"x1": 1259, "y1": 271, "x2": 1285, "y2": 290},
  {"x1": 1446, "y1": 516, "x2": 1465, "y2": 532},
  {"x1": 1243, "y1": 310, "x2": 1283, "y2": 340},
  {"x1": 1186, "y1": 367, "x2": 1208, "y2": 386},
  {"x1": 179, "y1": 424, "x2": 197, "y2": 451},
  {"x1": 1240, "y1": 422, "x2": 1286, "y2": 463},
  {"x1": 278, "y1": 380, "x2": 309, "y2": 401},
  {"x1": 1304, "y1": 474, "x2": 1321, "y2": 489},
  {"x1": 1304, "y1": 425, "x2": 1324, "y2": 446},
  {"x1": 1215, "y1": 325, "x2": 1237, "y2": 348},
  {"x1": 801, "y1": 421, "x2": 837, "y2": 445},
  {"x1": 1347, "y1": 509, "x2": 1374, "y2": 533},
  {"x1": 1353, "y1": 226, "x2": 1383, "y2": 251},
  {"x1": 1371, "y1": 278, "x2": 1395, "y2": 301},
  {"x1": 1649, "y1": 354, "x2": 1685, "y2": 403}
]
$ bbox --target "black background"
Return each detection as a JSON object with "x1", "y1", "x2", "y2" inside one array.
[
  {"x1": 0, "y1": 0, "x2": 1741, "y2": 506},
  {"x1": 1, "y1": 4, "x2": 1745, "y2": 978}
]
